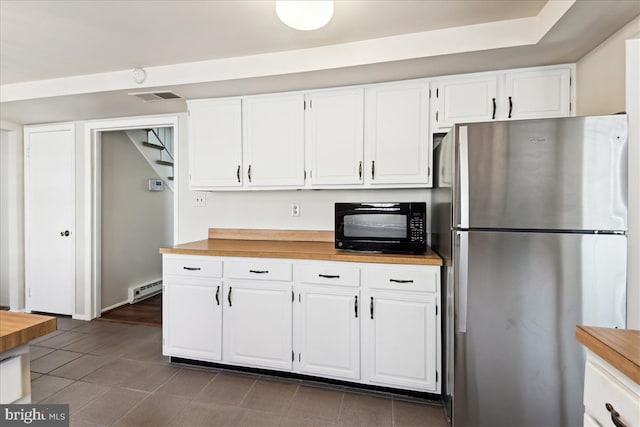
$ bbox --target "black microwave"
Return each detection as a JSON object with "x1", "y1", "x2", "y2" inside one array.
[{"x1": 335, "y1": 202, "x2": 426, "y2": 254}]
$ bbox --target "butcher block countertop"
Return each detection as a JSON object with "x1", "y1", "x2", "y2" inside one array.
[
  {"x1": 0, "y1": 311, "x2": 57, "y2": 352},
  {"x1": 160, "y1": 228, "x2": 443, "y2": 266},
  {"x1": 576, "y1": 325, "x2": 640, "y2": 384}
]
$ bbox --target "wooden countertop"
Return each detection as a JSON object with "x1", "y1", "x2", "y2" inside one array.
[
  {"x1": 160, "y1": 229, "x2": 442, "y2": 266},
  {"x1": 576, "y1": 325, "x2": 640, "y2": 384},
  {"x1": 0, "y1": 311, "x2": 57, "y2": 352}
]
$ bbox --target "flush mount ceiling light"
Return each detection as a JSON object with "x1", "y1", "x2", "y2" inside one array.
[{"x1": 276, "y1": 0, "x2": 333, "y2": 31}]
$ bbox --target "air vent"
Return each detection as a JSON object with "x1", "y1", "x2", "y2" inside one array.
[{"x1": 128, "y1": 91, "x2": 183, "y2": 102}]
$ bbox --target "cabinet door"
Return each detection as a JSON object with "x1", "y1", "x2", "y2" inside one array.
[
  {"x1": 243, "y1": 94, "x2": 305, "y2": 187},
  {"x1": 297, "y1": 286, "x2": 360, "y2": 380},
  {"x1": 365, "y1": 290, "x2": 437, "y2": 392},
  {"x1": 365, "y1": 81, "x2": 430, "y2": 185},
  {"x1": 433, "y1": 74, "x2": 498, "y2": 130},
  {"x1": 503, "y1": 68, "x2": 571, "y2": 120},
  {"x1": 307, "y1": 89, "x2": 364, "y2": 186},
  {"x1": 163, "y1": 280, "x2": 223, "y2": 362},
  {"x1": 223, "y1": 281, "x2": 292, "y2": 370},
  {"x1": 188, "y1": 99, "x2": 242, "y2": 188}
]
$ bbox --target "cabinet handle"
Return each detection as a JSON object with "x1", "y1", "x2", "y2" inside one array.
[
  {"x1": 435, "y1": 111, "x2": 438, "y2": 122},
  {"x1": 228, "y1": 287, "x2": 232, "y2": 307},
  {"x1": 236, "y1": 165, "x2": 240, "y2": 183},
  {"x1": 249, "y1": 269, "x2": 269, "y2": 274},
  {"x1": 247, "y1": 165, "x2": 252, "y2": 182},
  {"x1": 492, "y1": 98, "x2": 496, "y2": 120},
  {"x1": 606, "y1": 403, "x2": 628, "y2": 427},
  {"x1": 318, "y1": 274, "x2": 340, "y2": 279},
  {"x1": 508, "y1": 96, "x2": 513, "y2": 119},
  {"x1": 183, "y1": 266, "x2": 201, "y2": 271},
  {"x1": 358, "y1": 161, "x2": 362, "y2": 179},
  {"x1": 389, "y1": 279, "x2": 413, "y2": 283},
  {"x1": 215, "y1": 285, "x2": 220, "y2": 306},
  {"x1": 370, "y1": 297, "x2": 374, "y2": 319},
  {"x1": 355, "y1": 295, "x2": 358, "y2": 318},
  {"x1": 371, "y1": 160, "x2": 375, "y2": 180}
]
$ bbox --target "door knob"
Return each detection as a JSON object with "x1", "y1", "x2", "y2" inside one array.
[{"x1": 60, "y1": 230, "x2": 71, "y2": 237}]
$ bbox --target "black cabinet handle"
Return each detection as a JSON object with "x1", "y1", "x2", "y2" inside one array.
[
  {"x1": 508, "y1": 96, "x2": 513, "y2": 119},
  {"x1": 358, "y1": 161, "x2": 362, "y2": 179},
  {"x1": 183, "y1": 266, "x2": 201, "y2": 271},
  {"x1": 318, "y1": 274, "x2": 340, "y2": 279},
  {"x1": 228, "y1": 287, "x2": 232, "y2": 307},
  {"x1": 371, "y1": 160, "x2": 375, "y2": 180},
  {"x1": 606, "y1": 403, "x2": 628, "y2": 427},
  {"x1": 248, "y1": 165, "x2": 252, "y2": 182},
  {"x1": 370, "y1": 297, "x2": 374, "y2": 319},
  {"x1": 492, "y1": 98, "x2": 496, "y2": 120},
  {"x1": 236, "y1": 165, "x2": 240, "y2": 183},
  {"x1": 390, "y1": 279, "x2": 414, "y2": 283},
  {"x1": 215, "y1": 285, "x2": 220, "y2": 306},
  {"x1": 249, "y1": 269, "x2": 269, "y2": 274},
  {"x1": 435, "y1": 111, "x2": 438, "y2": 122},
  {"x1": 355, "y1": 296, "x2": 358, "y2": 318}
]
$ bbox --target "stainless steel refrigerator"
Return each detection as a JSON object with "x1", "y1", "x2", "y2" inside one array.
[{"x1": 431, "y1": 115, "x2": 628, "y2": 427}]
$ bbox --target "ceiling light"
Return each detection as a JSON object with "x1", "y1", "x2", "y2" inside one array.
[{"x1": 276, "y1": 0, "x2": 333, "y2": 31}]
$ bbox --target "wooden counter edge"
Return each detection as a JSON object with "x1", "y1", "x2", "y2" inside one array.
[
  {"x1": 576, "y1": 325, "x2": 640, "y2": 385},
  {"x1": 0, "y1": 313, "x2": 57, "y2": 353}
]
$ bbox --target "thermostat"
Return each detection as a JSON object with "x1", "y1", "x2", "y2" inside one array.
[{"x1": 148, "y1": 179, "x2": 164, "y2": 192}]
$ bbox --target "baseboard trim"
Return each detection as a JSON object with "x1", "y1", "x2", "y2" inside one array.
[{"x1": 101, "y1": 299, "x2": 129, "y2": 313}]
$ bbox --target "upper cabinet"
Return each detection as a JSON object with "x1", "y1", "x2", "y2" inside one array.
[
  {"x1": 432, "y1": 74, "x2": 498, "y2": 130},
  {"x1": 188, "y1": 98, "x2": 243, "y2": 188},
  {"x1": 243, "y1": 93, "x2": 305, "y2": 188},
  {"x1": 306, "y1": 88, "x2": 364, "y2": 186},
  {"x1": 503, "y1": 68, "x2": 571, "y2": 120},
  {"x1": 365, "y1": 80, "x2": 430, "y2": 186}
]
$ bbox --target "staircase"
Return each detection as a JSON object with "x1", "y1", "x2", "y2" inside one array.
[{"x1": 125, "y1": 127, "x2": 174, "y2": 192}]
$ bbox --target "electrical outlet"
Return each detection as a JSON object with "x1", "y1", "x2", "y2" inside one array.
[
  {"x1": 194, "y1": 193, "x2": 206, "y2": 207},
  {"x1": 291, "y1": 203, "x2": 300, "y2": 217}
]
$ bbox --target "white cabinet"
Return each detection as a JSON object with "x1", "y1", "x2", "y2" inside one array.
[
  {"x1": 504, "y1": 68, "x2": 571, "y2": 120},
  {"x1": 363, "y1": 265, "x2": 440, "y2": 393},
  {"x1": 243, "y1": 93, "x2": 305, "y2": 187},
  {"x1": 432, "y1": 74, "x2": 498, "y2": 130},
  {"x1": 163, "y1": 255, "x2": 223, "y2": 362},
  {"x1": 306, "y1": 88, "x2": 364, "y2": 186},
  {"x1": 223, "y1": 280, "x2": 293, "y2": 370},
  {"x1": 188, "y1": 98, "x2": 243, "y2": 188},
  {"x1": 365, "y1": 80, "x2": 430, "y2": 186}
]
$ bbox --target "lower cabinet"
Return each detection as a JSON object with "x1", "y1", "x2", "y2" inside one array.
[{"x1": 223, "y1": 280, "x2": 292, "y2": 370}]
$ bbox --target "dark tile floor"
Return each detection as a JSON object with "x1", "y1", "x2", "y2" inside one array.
[{"x1": 30, "y1": 316, "x2": 448, "y2": 427}]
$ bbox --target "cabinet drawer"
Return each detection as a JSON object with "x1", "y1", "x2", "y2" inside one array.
[
  {"x1": 163, "y1": 255, "x2": 223, "y2": 278},
  {"x1": 584, "y1": 357, "x2": 640, "y2": 427},
  {"x1": 225, "y1": 260, "x2": 292, "y2": 281},
  {"x1": 0, "y1": 355, "x2": 24, "y2": 404},
  {"x1": 297, "y1": 262, "x2": 360, "y2": 286},
  {"x1": 366, "y1": 266, "x2": 438, "y2": 292}
]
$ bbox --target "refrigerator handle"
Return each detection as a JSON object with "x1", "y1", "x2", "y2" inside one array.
[
  {"x1": 457, "y1": 231, "x2": 469, "y2": 333},
  {"x1": 459, "y1": 126, "x2": 469, "y2": 228}
]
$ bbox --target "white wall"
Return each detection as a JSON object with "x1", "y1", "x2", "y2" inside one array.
[
  {"x1": 100, "y1": 130, "x2": 173, "y2": 309},
  {"x1": 0, "y1": 130, "x2": 9, "y2": 306}
]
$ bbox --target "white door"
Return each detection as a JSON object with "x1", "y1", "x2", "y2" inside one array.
[
  {"x1": 243, "y1": 94, "x2": 305, "y2": 187},
  {"x1": 365, "y1": 81, "x2": 430, "y2": 185},
  {"x1": 188, "y1": 98, "x2": 243, "y2": 188},
  {"x1": 223, "y1": 281, "x2": 292, "y2": 370},
  {"x1": 433, "y1": 74, "x2": 498, "y2": 130},
  {"x1": 503, "y1": 68, "x2": 571, "y2": 120},
  {"x1": 298, "y1": 286, "x2": 360, "y2": 380},
  {"x1": 306, "y1": 89, "x2": 364, "y2": 186},
  {"x1": 163, "y1": 280, "x2": 222, "y2": 361},
  {"x1": 365, "y1": 290, "x2": 437, "y2": 392},
  {"x1": 25, "y1": 125, "x2": 75, "y2": 315}
]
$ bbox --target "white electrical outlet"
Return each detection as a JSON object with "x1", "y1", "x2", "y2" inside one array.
[
  {"x1": 291, "y1": 203, "x2": 300, "y2": 216},
  {"x1": 194, "y1": 193, "x2": 206, "y2": 207}
]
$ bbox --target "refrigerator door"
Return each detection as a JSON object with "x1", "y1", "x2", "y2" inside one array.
[
  {"x1": 454, "y1": 115, "x2": 628, "y2": 231},
  {"x1": 452, "y1": 231, "x2": 626, "y2": 427}
]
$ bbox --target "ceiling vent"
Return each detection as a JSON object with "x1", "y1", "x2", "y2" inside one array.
[{"x1": 128, "y1": 91, "x2": 183, "y2": 102}]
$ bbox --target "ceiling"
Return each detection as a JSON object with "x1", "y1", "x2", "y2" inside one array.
[{"x1": 1, "y1": 0, "x2": 639, "y2": 125}]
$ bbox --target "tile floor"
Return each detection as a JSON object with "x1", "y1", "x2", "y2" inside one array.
[{"x1": 29, "y1": 316, "x2": 448, "y2": 427}]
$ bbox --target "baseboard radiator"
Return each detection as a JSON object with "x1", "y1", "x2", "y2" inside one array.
[{"x1": 128, "y1": 279, "x2": 162, "y2": 304}]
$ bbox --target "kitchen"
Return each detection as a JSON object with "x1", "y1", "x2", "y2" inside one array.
[{"x1": 1, "y1": 1, "x2": 640, "y2": 426}]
